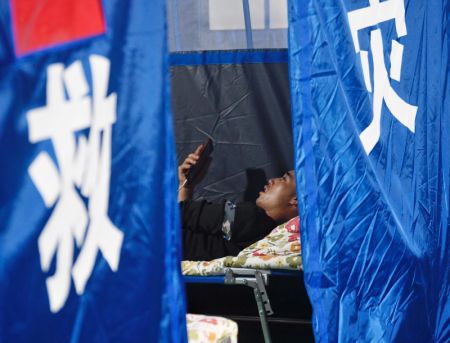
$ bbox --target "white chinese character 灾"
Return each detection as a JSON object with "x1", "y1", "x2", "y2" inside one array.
[
  {"x1": 347, "y1": 0, "x2": 418, "y2": 154},
  {"x1": 27, "y1": 55, "x2": 124, "y2": 313}
]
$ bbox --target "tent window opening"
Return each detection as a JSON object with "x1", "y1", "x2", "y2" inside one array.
[{"x1": 167, "y1": 0, "x2": 288, "y2": 52}]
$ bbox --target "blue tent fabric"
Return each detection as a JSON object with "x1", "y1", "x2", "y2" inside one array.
[
  {"x1": 289, "y1": 0, "x2": 450, "y2": 342},
  {"x1": 0, "y1": 1, "x2": 186, "y2": 342}
]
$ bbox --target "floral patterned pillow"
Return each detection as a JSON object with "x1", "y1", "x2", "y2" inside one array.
[
  {"x1": 182, "y1": 216, "x2": 302, "y2": 275},
  {"x1": 187, "y1": 314, "x2": 238, "y2": 343}
]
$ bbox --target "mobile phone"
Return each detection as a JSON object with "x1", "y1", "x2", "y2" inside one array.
[{"x1": 186, "y1": 138, "x2": 214, "y2": 184}]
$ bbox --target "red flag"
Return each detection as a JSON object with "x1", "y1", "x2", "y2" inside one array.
[{"x1": 10, "y1": 0, "x2": 106, "y2": 56}]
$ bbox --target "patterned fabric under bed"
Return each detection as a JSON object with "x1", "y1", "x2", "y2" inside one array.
[
  {"x1": 187, "y1": 314, "x2": 238, "y2": 343},
  {"x1": 182, "y1": 216, "x2": 302, "y2": 276}
]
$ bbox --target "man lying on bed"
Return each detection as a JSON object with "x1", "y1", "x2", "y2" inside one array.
[{"x1": 179, "y1": 144, "x2": 298, "y2": 261}]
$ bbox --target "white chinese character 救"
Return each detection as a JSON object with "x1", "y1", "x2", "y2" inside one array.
[
  {"x1": 27, "y1": 55, "x2": 124, "y2": 313},
  {"x1": 347, "y1": 0, "x2": 418, "y2": 154}
]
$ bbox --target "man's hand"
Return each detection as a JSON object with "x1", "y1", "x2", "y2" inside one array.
[{"x1": 178, "y1": 144, "x2": 210, "y2": 202}]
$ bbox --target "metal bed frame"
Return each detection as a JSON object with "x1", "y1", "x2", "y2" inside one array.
[{"x1": 185, "y1": 267, "x2": 304, "y2": 343}]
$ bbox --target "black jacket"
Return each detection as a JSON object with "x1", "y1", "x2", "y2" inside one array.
[{"x1": 181, "y1": 200, "x2": 276, "y2": 261}]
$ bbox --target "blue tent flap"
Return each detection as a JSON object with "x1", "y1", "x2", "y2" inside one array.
[
  {"x1": 0, "y1": 0, "x2": 186, "y2": 341},
  {"x1": 289, "y1": 0, "x2": 450, "y2": 341}
]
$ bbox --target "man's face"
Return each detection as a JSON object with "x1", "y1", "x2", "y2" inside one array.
[{"x1": 256, "y1": 170, "x2": 296, "y2": 211}]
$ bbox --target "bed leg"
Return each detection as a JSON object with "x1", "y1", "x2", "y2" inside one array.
[
  {"x1": 224, "y1": 268, "x2": 274, "y2": 342},
  {"x1": 253, "y1": 286, "x2": 272, "y2": 343}
]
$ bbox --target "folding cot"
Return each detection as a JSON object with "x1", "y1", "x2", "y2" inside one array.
[{"x1": 182, "y1": 217, "x2": 313, "y2": 343}]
